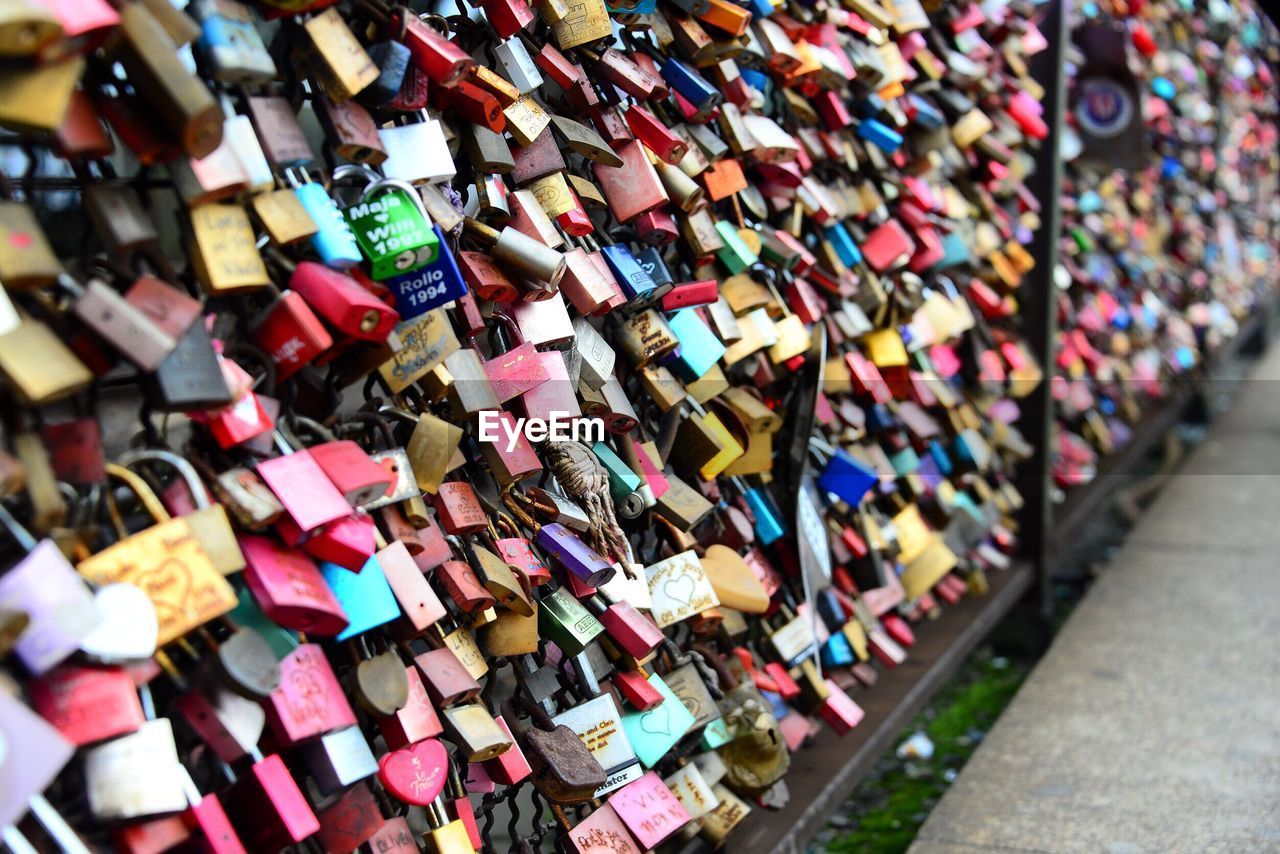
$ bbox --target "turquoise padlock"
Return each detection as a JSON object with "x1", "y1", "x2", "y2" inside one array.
[
  {"x1": 821, "y1": 632, "x2": 855, "y2": 669},
  {"x1": 734, "y1": 476, "x2": 786, "y2": 545},
  {"x1": 620, "y1": 674, "x2": 695, "y2": 768},
  {"x1": 666, "y1": 309, "x2": 726, "y2": 382},
  {"x1": 591, "y1": 441, "x2": 641, "y2": 507},
  {"x1": 320, "y1": 555, "x2": 400, "y2": 641}
]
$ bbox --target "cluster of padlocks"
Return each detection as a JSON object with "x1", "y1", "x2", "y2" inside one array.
[
  {"x1": 2, "y1": 0, "x2": 1260, "y2": 850},
  {"x1": 1052, "y1": 0, "x2": 1279, "y2": 487}
]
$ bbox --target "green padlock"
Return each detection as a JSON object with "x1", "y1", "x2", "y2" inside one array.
[
  {"x1": 538, "y1": 587, "x2": 603, "y2": 656},
  {"x1": 714, "y1": 220, "x2": 758, "y2": 275},
  {"x1": 343, "y1": 177, "x2": 440, "y2": 280}
]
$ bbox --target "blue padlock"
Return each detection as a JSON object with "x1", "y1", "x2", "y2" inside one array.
[
  {"x1": 601, "y1": 244, "x2": 661, "y2": 304},
  {"x1": 320, "y1": 556, "x2": 401, "y2": 641},
  {"x1": 737, "y1": 478, "x2": 786, "y2": 545},
  {"x1": 857, "y1": 93, "x2": 887, "y2": 119},
  {"x1": 660, "y1": 59, "x2": 723, "y2": 111},
  {"x1": 384, "y1": 225, "x2": 468, "y2": 319},
  {"x1": 865, "y1": 403, "x2": 896, "y2": 433},
  {"x1": 816, "y1": 588, "x2": 846, "y2": 631},
  {"x1": 824, "y1": 222, "x2": 863, "y2": 267},
  {"x1": 905, "y1": 93, "x2": 942, "y2": 129},
  {"x1": 857, "y1": 118, "x2": 904, "y2": 153},
  {"x1": 817, "y1": 447, "x2": 877, "y2": 507},
  {"x1": 620, "y1": 674, "x2": 695, "y2": 768},
  {"x1": 821, "y1": 632, "x2": 855, "y2": 669},
  {"x1": 933, "y1": 232, "x2": 973, "y2": 270},
  {"x1": 740, "y1": 69, "x2": 771, "y2": 100},
  {"x1": 633, "y1": 247, "x2": 674, "y2": 288},
  {"x1": 666, "y1": 309, "x2": 725, "y2": 381},
  {"x1": 295, "y1": 182, "x2": 363, "y2": 270},
  {"x1": 607, "y1": 0, "x2": 656, "y2": 12},
  {"x1": 928, "y1": 441, "x2": 953, "y2": 476}
]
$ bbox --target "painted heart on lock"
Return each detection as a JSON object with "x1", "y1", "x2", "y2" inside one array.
[
  {"x1": 663, "y1": 572, "x2": 696, "y2": 606},
  {"x1": 377, "y1": 737, "x2": 449, "y2": 805},
  {"x1": 640, "y1": 702, "x2": 672, "y2": 736}
]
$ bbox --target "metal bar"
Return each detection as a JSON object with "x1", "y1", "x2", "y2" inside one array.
[
  {"x1": 720, "y1": 564, "x2": 1034, "y2": 854},
  {"x1": 1014, "y1": 0, "x2": 1069, "y2": 622}
]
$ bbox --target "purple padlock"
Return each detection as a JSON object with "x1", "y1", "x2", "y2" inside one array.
[
  {"x1": 534, "y1": 523, "x2": 616, "y2": 587},
  {"x1": 0, "y1": 539, "x2": 101, "y2": 676}
]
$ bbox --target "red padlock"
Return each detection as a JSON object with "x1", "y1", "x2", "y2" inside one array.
[
  {"x1": 289, "y1": 261, "x2": 399, "y2": 341},
  {"x1": 308, "y1": 440, "x2": 394, "y2": 505},
  {"x1": 250, "y1": 290, "x2": 334, "y2": 380}
]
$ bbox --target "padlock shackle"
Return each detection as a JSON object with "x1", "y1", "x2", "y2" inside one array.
[
  {"x1": 116, "y1": 449, "x2": 211, "y2": 511},
  {"x1": 104, "y1": 462, "x2": 172, "y2": 525},
  {"x1": 331, "y1": 410, "x2": 397, "y2": 451}
]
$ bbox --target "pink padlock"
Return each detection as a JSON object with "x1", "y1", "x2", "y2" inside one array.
[
  {"x1": 608, "y1": 772, "x2": 691, "y2": 848},
  {"x1": 239, "y1": 534, "x2": 349, "y2": 635},
  {"x1": 265, "y1": 644, "x2": 358, "y2": 746}
]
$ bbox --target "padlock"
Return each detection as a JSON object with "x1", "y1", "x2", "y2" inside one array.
[
  {"x1": 145, "y1": 319, "x2": 234, "y2": 412},
  {"x1": 289, "y1": 260, "x2": 400, "y2": 340},
  {"x1": 593, "y1": 140, "x2": 670, "y2": 223},
  {"x1": 315, "y1": 92, "x2": 388, "y2": 164},
  {"x1": 114, "y1": 3, "x2": 222, "y2": 158},
  {"x1": 437, "y1": 704, "x2": 511, "y2": 765},
  {"x1": 342, "y1": 174, "x2": 440, "y2": 279},
  {"x1": 249, "y1": 286, "x2": 334, "y2": 381},
  {"x1": 379, "y1": 115, "x2": 457, "y2": 184},
  {"x1": 461, "y1": 216, "x2": 565, "y2": 287},
  {"x1": 390, "y1": 7, "x2": 474, "y2": 86},
  {"x1": 78, "y1": 464, "x2": 237, "y2": 646},
  {"x1": 303, "y1": 725, "x2": 379, "y2": 796},
  {"x1": 0, "y1": 317, "x2": 93, "y2": 405},
  {"x1": 530, "y1": 585, "x2": 602, "y2": 658},
  {"x1": 0, "y1": 198, "x2": 61, "y2": 288},
  {"x1": 222, "y1": 752, "x2": 321, "y2": 850},
  {"x1": 84, "y1": 718, "x2": 189, "y2": 821},
  {"x1": 290, "y1": 171, "x2": 365, "y2": 270},
  {"x1": 189, "y1": 203, "x2": 271, "y2": 294},
  {"x1": 192, "y1": 0, "x2": 276, "y2": 83},
  {"x1": 123, "y1": 449, "x2": 246, "y2": 576},
  {"x1": 504, "y1": 697, "x2": 607, "y2": 804},
  {"x1": 239, "y1": 533, "x2": 349, "y2": 635},
  {"x1": 303, "y1": 5, "x2": 379, "y2": 99}
]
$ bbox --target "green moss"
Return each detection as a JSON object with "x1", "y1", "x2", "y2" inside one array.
[{"x1": 819, "y1": 650, "x2": 1031, "y2": 854}]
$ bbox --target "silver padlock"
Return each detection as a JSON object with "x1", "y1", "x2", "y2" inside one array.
[
  {"x1": 528, "y1": 486, "x2": 590, "y2": 533},
  {"x1": 301, "y1": 725, "x2": 379, "y2": 796},
  {"x1": 379, "y1": 115, "x2": 456, "y2": 185},
  {"x1": 84, "y1": 718, "x2": 188, "y2": 821},
  {"x1": 222, "y1": 111, "x2": 275, "y2": 193},
  {"x1": 363, "y1": 447, "x2": 419, "y2": 510},
  {"x1": 572, "y1": 316, "x2": 616, "y2": 391},
  {"x1": 706, "y1": 296, "x2": 743, "y2": 344},
  {"x1": 493, "y1": 36, "x2": 543, "y2": 94},
  {"x1": 63, "y1": 275, "x2": 178, "y2": 372}
]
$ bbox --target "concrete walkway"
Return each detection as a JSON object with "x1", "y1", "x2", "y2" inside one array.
[{"x1": 911, "y1": 345, "x2": 1280, "y2": 854}]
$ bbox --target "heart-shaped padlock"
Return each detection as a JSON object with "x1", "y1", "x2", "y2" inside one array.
[{"x1": 377, "y1": 738, "x2": 449, "y2": 805}]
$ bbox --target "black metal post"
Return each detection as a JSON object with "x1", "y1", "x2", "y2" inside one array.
[{"x1": 1015, "y1": 0, "x2": 1069, "y2": 622}]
